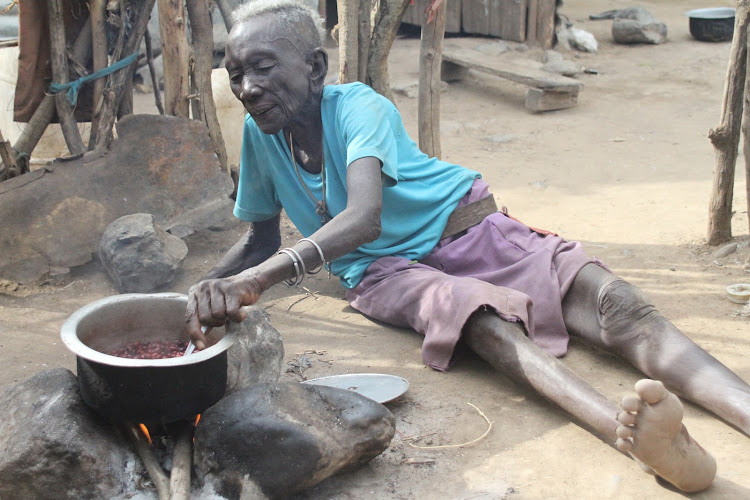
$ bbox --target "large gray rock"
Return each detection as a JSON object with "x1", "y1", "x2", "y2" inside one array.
[
  {"x1": 99, "y1": 213, "x2": 188, "y2": 292},
  {"x1": 0, "y1": 114, "x2": 234, "y2": 283},
  {"x1": 194, "y1": 382, "x2": 396, "y2": 499},
  {"x1": 612, "y1": 7, "x2": 668, "y2": 45},
  {"x1": 225, "y1": 306, "x2": 285, "y2": 395},
  {"x1": 0, "y1": 369, "x2": 139, "y2": 500}
]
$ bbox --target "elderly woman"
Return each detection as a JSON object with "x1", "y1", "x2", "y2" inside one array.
[{"x1": 187, "y1": 0, "x2": 750, "y2": 492}]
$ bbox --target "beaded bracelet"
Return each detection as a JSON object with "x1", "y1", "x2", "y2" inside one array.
[
  {"x1": 277, "y1": 248, "x2": 305, "y2": 286},
  {"x1": 297, "y1": 238, "x2": 327, "y2": 275}
]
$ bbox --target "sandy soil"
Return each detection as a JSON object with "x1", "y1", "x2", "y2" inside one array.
[{"x1": 3, "y1": 0, "x2": 750, "y2": 498}]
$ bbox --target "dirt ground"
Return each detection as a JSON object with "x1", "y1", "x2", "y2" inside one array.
[{"x1": 3, "y1": 0, "x2": 750, "y2": 498}]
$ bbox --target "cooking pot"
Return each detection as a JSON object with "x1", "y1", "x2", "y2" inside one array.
[
  {"x1": 61, "y1": 293, "x2": 235, "y2": 425},
  {"x1": 687, "y1": 8, "x2": 735, "y2": 42}
]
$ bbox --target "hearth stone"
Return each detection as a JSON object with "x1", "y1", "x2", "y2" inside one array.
[
  {"x1": 225, "y1": 306, "x2": 284, "y2": 395},
  {"x1": 194, "y1": 382, "x2": 396, "y2": 499},
  {"x1": 0, "y1": 368, "x2": 140, "y2": 499}
]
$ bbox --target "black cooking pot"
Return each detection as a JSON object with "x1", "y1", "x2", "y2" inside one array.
[
  {"x1": 61, "y1": 293, "x2": 235, "y2": 426},
  {"x1": 687, "y1": 7, "x2": 735, "y2": 42}
]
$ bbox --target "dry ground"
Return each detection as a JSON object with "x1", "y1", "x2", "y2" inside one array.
[{"x1": 2, "y1": 0, "x2": 750, "y2": 498}]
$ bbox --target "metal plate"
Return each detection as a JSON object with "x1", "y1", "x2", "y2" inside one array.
[{"x1": 301, "y1": 373, "x2": 409, "y2": 404}]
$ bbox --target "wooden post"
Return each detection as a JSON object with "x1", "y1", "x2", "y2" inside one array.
[
  {"x1": 418, "y1": 0, "x2": 446, "y2": 158},
  {"x1": 47, "y1": 0, "x2": 86, "y2": 156},
  {"x1": 144, "y1": 29, "x2": 165, "y2": 115},
  {"x1": 526, "y1": 0, "x2": 538, "y2": 45},
  {"x1": 158, "y1": 0, "x2": 191, "y2": 117},
  {"x1": 93, "y1": 0, "x2": 157, "y2": 152},
  {"x1": 90, "y1": 0, "x2": 107, "y2": 144},
  {"x1": 708, "y1": 2, "x2": 750, "y2": 245},
  {"x1": 744, "y1": 23, "x2": 750, "y2": 238},
  {"x1": 358, "y1": 0, "x2": 372, "y2": 82},
  {"x1": 536, "y1": 0, "x2": 556, "y2": 49},
  {"x1": 367, "y1": 0, "x2": 411, "y2": 102},
  {"x1": 337, "y1": 0, "x2": 359, "y2": 83},
  {"x1": 186, "y1": 0, "x2": 229, "y2": 173}
]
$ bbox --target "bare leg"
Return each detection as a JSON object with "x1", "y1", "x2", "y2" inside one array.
[
  {"x1": 464, "y1": 311, "x2": 717, "y2": 492},
  {"x1": 562, "y1": 263, "x2": 750, "y2": 436}
]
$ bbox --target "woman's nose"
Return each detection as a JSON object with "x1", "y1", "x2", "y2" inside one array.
[{"x1": 239, "y1": 78, "x2": 262, "y2": 100}]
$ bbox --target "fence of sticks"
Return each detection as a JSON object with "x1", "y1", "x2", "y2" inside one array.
[{"x1": 0, "y1": 0, "x2": 229, "y2": 183}]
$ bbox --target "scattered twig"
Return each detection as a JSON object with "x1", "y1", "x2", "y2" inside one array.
[
  {"x1": 400, "y1": 458, "x2": 435, "y2": 465},
  {"x1": 126, "y1": 424, "x2": 170, "y2": 500},
  {"x1": 408, "y1": 403, "x2": 492, "y2": 450}
]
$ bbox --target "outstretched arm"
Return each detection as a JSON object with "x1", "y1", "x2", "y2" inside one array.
[
  {"x1": 186, "y1": 157, "x2": 384, "y2": 347},
  {"x1": 202, "y1": 214, "x2": 281, "y2": 280}
]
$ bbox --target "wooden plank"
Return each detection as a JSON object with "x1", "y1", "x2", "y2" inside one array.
[
  {"x1": 525, "y1": 87, "x2": 579, "y2": 112},
  {"x1": 536, "y1": 0, "x2": 555, "y2": 48},
  {"x1": 442, "y1": 46, "x2": 583, "y2": 91},
  {"x1": 462, "y1": 0, "x2": 526, "y2": 42},
  {"x1": 403, "y1": 0, "x2": 461, "y2": 33}
]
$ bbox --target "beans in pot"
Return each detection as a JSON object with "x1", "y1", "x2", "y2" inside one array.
[{"x1": 107, "y1": 339, "x2": 200, "y2": 359}]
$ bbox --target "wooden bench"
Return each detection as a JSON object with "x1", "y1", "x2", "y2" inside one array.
[{"x1": 441, "y1": 45, "x2": 584, "y2": 112}]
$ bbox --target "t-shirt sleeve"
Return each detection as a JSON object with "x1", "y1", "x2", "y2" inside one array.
[
  {"x1": 233, "y1": 116, "x2": 283, "y2": 222},
  {"x1": 337, "y1": 85, "x2": 399, "y2": 186}
]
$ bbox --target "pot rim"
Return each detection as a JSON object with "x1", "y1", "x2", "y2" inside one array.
[
  {"x1": 61, "y1": 292, "x2": 235, "y2": 367},
  {"x1": 686, "y1": 8, "x2": 736, "y2": 20}
]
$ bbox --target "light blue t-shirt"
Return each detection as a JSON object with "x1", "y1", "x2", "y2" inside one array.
[{"x1": 234, "y1": 82, "x2": 480, "y2": 288}]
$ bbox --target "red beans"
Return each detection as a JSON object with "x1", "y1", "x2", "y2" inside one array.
[{"x1": 107, "y1": 339, "x2": 200, "y2": 359}]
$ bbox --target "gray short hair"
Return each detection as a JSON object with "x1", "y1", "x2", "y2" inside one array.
[{"x1": 231, "y1": 0, "x2": 326, "y2": 55}]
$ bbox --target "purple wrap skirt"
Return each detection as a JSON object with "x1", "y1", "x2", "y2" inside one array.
[{"x1": 346, "y1": 179, "x2": 596, "y2": 371}]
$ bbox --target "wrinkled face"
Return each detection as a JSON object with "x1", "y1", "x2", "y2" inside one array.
[{"x1": 225, "y1": 15, "x2": 313, "y2": 134}]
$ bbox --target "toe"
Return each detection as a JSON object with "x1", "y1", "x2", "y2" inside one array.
[
  {"x1": 616, "y1": 425, "x2": 634, "y2": 440},
  {"x1": 634, "y1": 379, "x2": 667, "y2": 405},
  {"x1": 620, "y1": 394, "x2": 641, "y2": 412},
  {"x1": 617, "y1": 411, "x2": 636, "y2": 426},
  {"x1": 616, "y1": 437, "x2": 633, "y2": 453}
]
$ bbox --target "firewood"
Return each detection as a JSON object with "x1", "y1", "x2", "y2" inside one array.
[
  {"x1": 126, "y1": 424, "x2": 170, "y2": 500},
  {"x1": 168, "y1": 421, "x2": 193, "y2": 500}
]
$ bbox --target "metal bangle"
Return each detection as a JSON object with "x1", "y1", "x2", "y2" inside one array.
[
  {"x1": 284, "y1": 247, "x2": 306, "y2": 280},
  {"x1": 297, "y1": 238, "x2": 326, "y2": 275},
  {"x1": 277, "y1": 248, "x2": 303, "y2": 286}
]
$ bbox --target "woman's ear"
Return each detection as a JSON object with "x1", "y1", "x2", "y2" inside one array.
[{"x1": 309, "y1": 47, "x2": 329, "y2": 89}]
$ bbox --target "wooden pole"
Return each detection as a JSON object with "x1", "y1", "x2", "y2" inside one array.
[
  {"x1": 708, "y1": 2, "x2": 750, "y2": 245},
  {"x1": 145, "y1": 28, "x2": 165, "y2": 115},
  {"x1": 418, "y1": 0, "x2": 446, "y2": 158},
  {"x1": 158, "y1": 0, "x2": 192, "y2": 117},
  {"x1": 357, "y1": 0, "x2": 372, "y2": 82},
  {"x1": 186, "y1": 0, "x2": 228, "y2": 173},
  {"x1": 89, "y1": 0, "x2": 107, "y2": 145},
  {"x1": 744, "y1": 23, "x2": 750, "y2": 238},
  {"x1": 366, "y1": 0, "x2": 411, "y2": 102},
  {"x1": 47, "y1": 0, "x2": 86, "y2": 156},
  {"x1": 337, "y1": 0, "x2": 359, "y2": 84},
  {"x1": 93, "y1": 0, "x2": 157, "y2": 152}
]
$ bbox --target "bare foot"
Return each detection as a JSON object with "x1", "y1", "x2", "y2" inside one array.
[{"x1": 615, "y1": 379, "x2": 717, "y2": 493}]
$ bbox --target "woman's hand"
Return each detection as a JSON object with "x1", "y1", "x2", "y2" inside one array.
[{"x1": 185, "y1": 269, "x2": 264, "y2": 348}]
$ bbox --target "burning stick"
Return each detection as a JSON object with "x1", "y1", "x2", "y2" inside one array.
[
  {"x1": 126, "y1": 424, "x2": 170, "y2": 500},
  {"x1": 169, "y1": 421, "x2": 194, "y2": 500}
]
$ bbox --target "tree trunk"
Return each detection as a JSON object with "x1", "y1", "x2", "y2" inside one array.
[
  {"x1": 708, "y1": 2, "x2": 750, "y2": 245},
  {"x1": 418, "y1": 1, "x2": 446, "y2": 158},
  {"x1": 367, "y1": 0, "x2": 410, "y2": 102},
  {"x1": 47, "y1": 0, "x2": 86, "y2": 156},
  {"x1": 186, "y1": 0, "x2": 228, "y2": 172},
  {"x1": 93, "y1": 0, "x2": 157, "y2": 152},
  {"x1": 357, "y1": 0, "x2": 372, "y2": 82},
  {"x1": 158, "y1": 0, "x2": 191, "y2": 117},
  {"x1": 337, "y1": 0, "x2": 359, "y2": 83}
]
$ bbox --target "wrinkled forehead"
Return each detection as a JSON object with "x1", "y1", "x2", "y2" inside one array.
[{"x1": 226, "y1": 14, "x2": 309, "y2": 62}]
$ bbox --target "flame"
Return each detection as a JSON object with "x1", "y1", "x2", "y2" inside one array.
[
  {"x1": 138, "y1": 423, "x2": 152, "y2": 445},
  {"x1": 194, "y1": 414, "x2": 201, "y2": 426}
]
